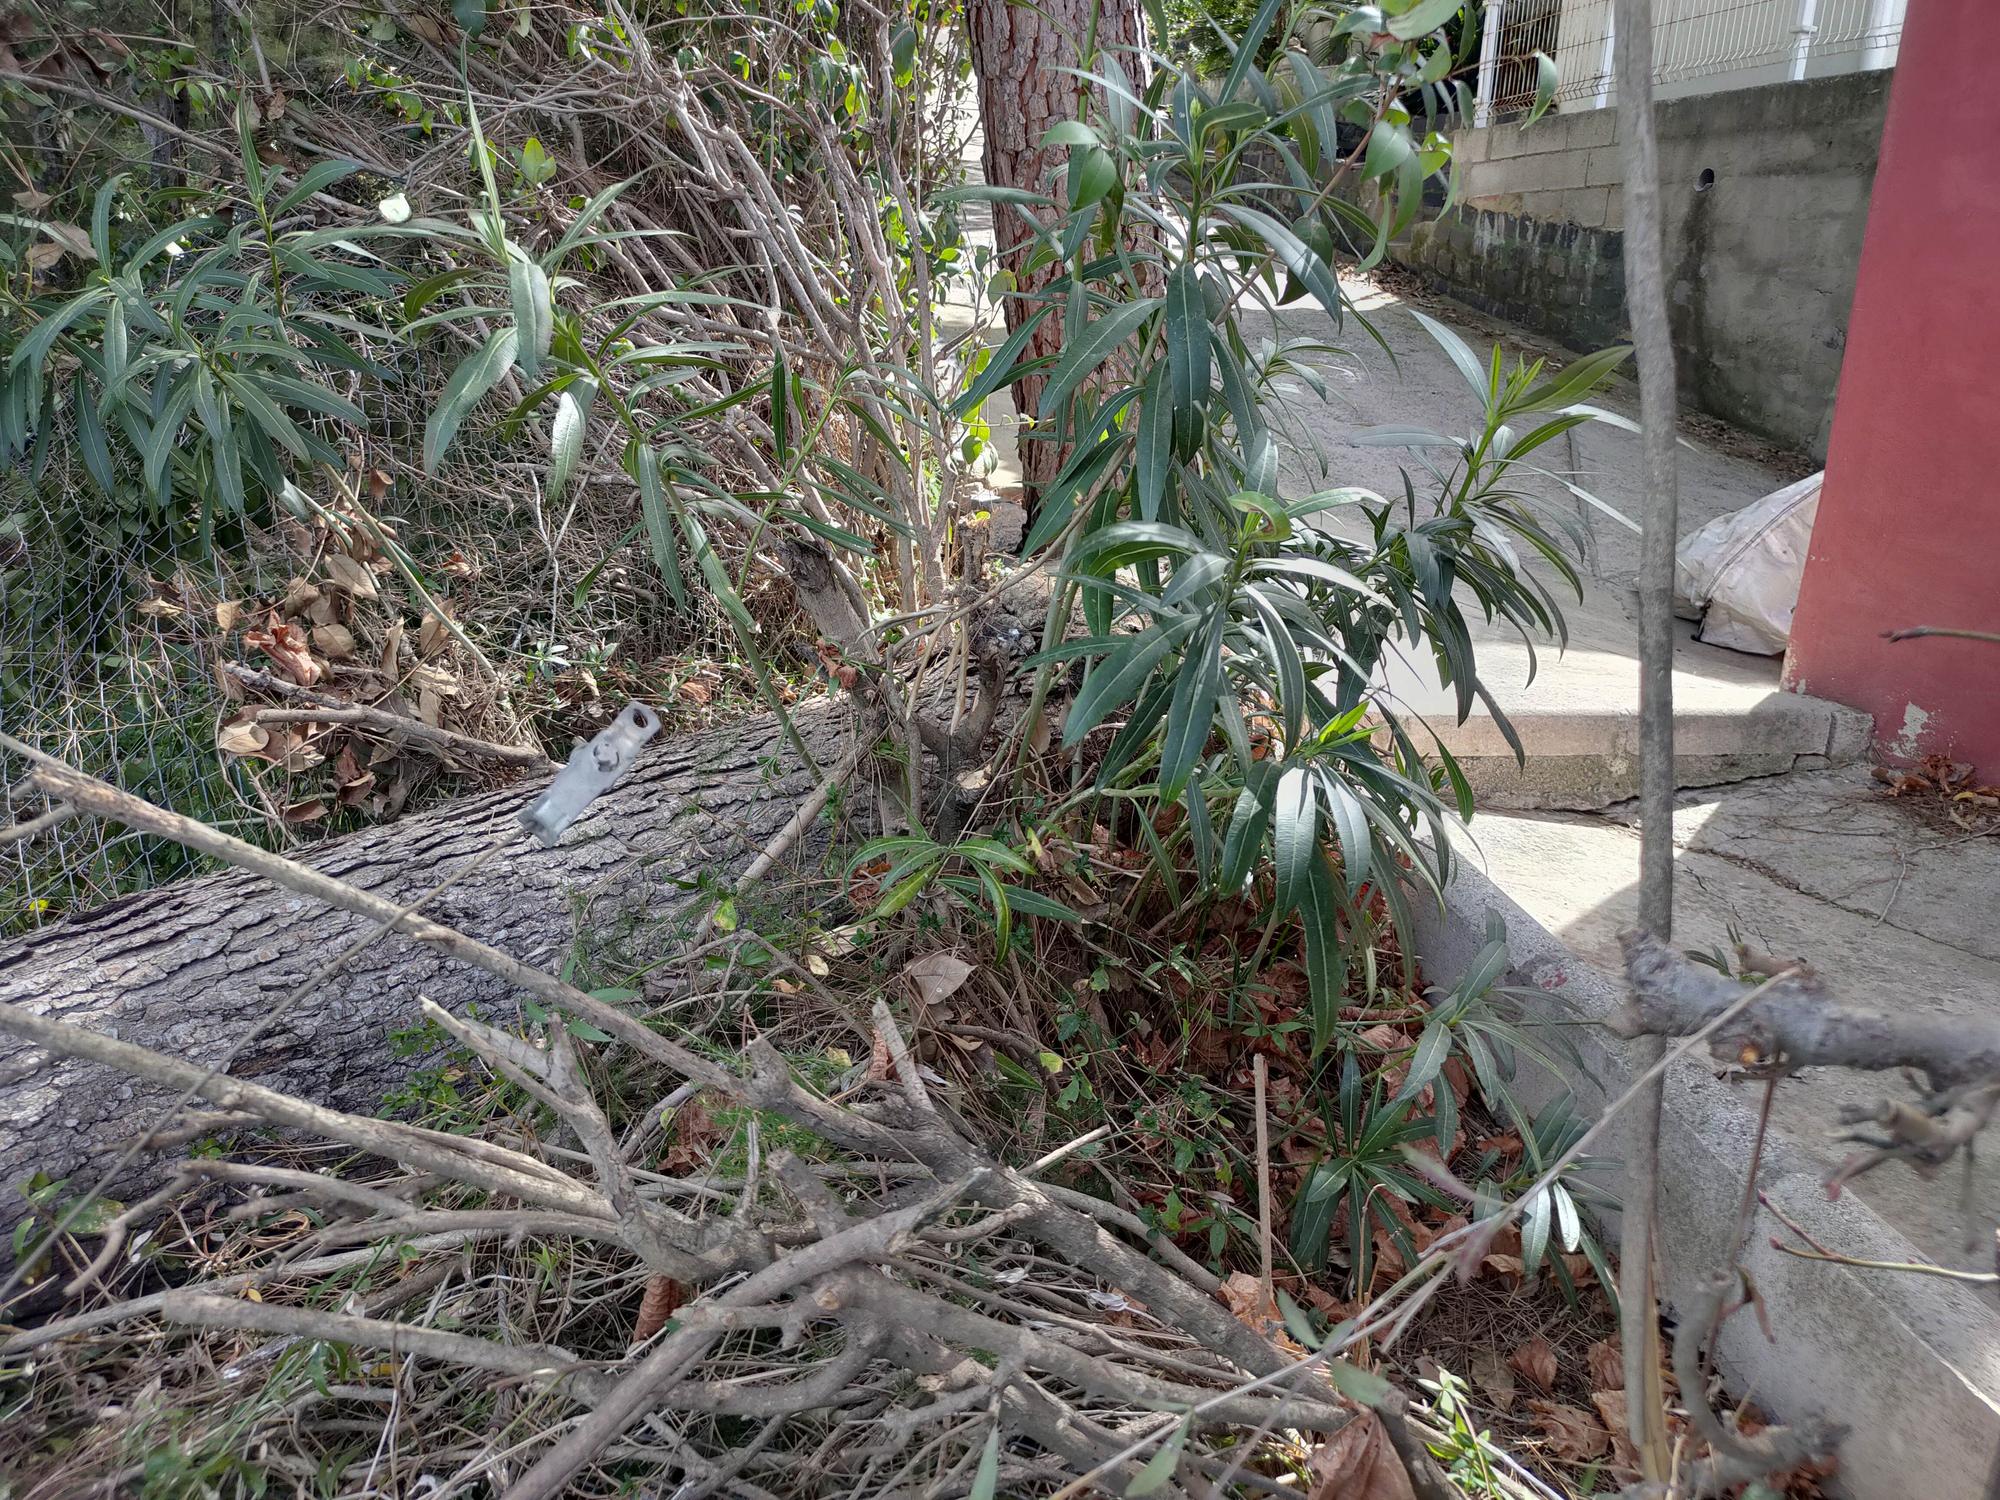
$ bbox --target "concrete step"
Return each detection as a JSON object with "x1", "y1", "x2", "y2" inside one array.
[
  {"x1": 1382, "y1": 611, "x2": 1873, "y2": 810},
  {"x1": 1413, "y1": 767, "x2": 2000, "y2": 1497}
]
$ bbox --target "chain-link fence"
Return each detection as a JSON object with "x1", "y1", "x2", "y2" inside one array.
[
  {"x1": 0, "y1": 489, "x2": 265, "y2": 934},
  {"x1": 1482, "y1": 0, "x2": 1905, "y2": 118}
]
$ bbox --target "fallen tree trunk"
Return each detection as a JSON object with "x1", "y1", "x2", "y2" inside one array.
[{"x1": 0, "y1": 701, "x2": 852, "y2": 1230}]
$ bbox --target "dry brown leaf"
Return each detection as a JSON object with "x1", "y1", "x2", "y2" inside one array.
[
  {"x1": 41, "y1": 221, "x2": 94, "y2": 261},
  {"x1": 215, "y1": 659, "x2": 245, "y2": 702},
  {"x1": 215, "y1": 599, "x2": 242, "y2": 631},
  {"x1": 311, "y1": 623, "x2": 358, "y2": 660},
  {"x1": 1588, "y1": 1389, "x2": 1641, "y2": 1472},
  {"x1": 1469, "y1": 1347, "x2": 1517, "y2": 1411},
  {"x1": 1307, "y1": 1408, "x2": 1415, "y2": 1500},
  {"x1": 215, "y1": 719, "x2": 270, "y2": 757},
  {"x1": 630, "y1": 1274, "x2": 685, "y2": 1346},
  {"x1": 419, "y1": 611, "x2": 450, "y2": 658},
  {"x1": 245, "y1": 617, "x2": 322, "y2": 686},
  {"x1": 276, "y1": 733, "x2": 325, "y2": 774},
  {"x1": 904, "y1": 952, "x2": 975, "y2": 1007},
  {"x1": 25, "y1": 240, "x2": 62, "y2": 272},
  {"x1": 1586, "y1": 1338, "x2": 1623, "y2": 1392},
  {"x1": 379, "y1": 617, "x2": 406, "y2": 676},
  {"x1": 1508, "y1": 1334, "x2": 1558, "y2": 1392},
  {"x1": 281, "y1": 797, "x2": 329, "y2": 824},
  {"x1": 1527, "y1": 1399, "x2": 1610, "y2": 1463},
  {"x1": 12, "y1": 188, "x2": 52, "y2": 211},
  {"x1": 321, "y1": 552, "x2": 379, "y2": 599},
  {"x1": 281, "y1": 577, "x2": 320, "y2": 616}
]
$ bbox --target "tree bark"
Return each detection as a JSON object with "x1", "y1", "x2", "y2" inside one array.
[
  {"x1": 967, "y1": 0, "x2": 1148, "y2": 512},
  {"x1": 0, "y1": 704, "x2": 855, "y2": 1229}
]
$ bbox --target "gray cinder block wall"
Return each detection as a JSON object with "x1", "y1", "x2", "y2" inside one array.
[{"x1": 1393, "y1": 72, "x2": 1892, "y2": 458}]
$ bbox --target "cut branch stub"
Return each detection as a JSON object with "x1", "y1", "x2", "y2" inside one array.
[{"x1": 1615, "y1": 931, "x2": 2000, "y2": 1095}]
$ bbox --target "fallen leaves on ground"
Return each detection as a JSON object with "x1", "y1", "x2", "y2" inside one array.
[
  {"x1": 1507, "y1": 1334, "x2": 1558, "y2": 1392},
  {"x1": 1526, "y1": 1398, "x2": 1610, "y2": 1462},
  {"x1": 1469, "y1": 1347, "x2": 1518, "y2": 1411},
  {"x1": 1307, "y1": 1408, "x2": 1415, "y2": 1500},
  {"x1": 1586, "y1": 1337, "x2": 1623, "y2": 1391},
  {"x1": 1588, "y1": 1388, "x2": 1641, "y2": 1472},
  {"x1": 1217, "y1": 1272, "x2": 1305, "y2": 1356},
  {"x1": 904, "y1": 952, "x2": 975, "y2": 1006}
]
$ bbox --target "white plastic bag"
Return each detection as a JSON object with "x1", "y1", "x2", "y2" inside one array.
[{"x1": 1672, "y1": 472, "x2": 1823, "y2": 655}]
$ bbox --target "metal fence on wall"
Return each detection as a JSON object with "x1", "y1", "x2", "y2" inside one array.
[{"x1": 1476, "y1": 0, "x2": 1904, "y2": 121}]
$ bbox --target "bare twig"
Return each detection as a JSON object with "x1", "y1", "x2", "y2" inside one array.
[
  {"x1": 1254, "y1": 1052, "x2": 1274, "y2": 1306},
  {"x1": 1884, "y1": 626, "x2": 2000, "y2": 645},
  {"x1": 1613, "y1": 0, "x2": 1686, "y2": 1474},
  {"x1": 0, "y1": 801, "x2": 75, "y2": 844},
  {"x1": 251, "y1": 707, "x2": 554, "y2": 769}
]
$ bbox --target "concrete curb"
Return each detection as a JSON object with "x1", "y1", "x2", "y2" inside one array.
[{"x1": 1413, "y1": 857, "x2": 2000, "y2": 1498}]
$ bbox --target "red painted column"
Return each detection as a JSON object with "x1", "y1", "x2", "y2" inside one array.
[{"x1": 1783, "y1": 0, "x2": 2000, "y2": 767}]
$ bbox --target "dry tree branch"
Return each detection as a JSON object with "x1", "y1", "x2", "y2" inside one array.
[
  {"x1": 1614, "y1": 932, "x2": 2000, "y2": 1096},
  {"x1": 249, "y1": 707, "x2": 554, "y2": 769}
]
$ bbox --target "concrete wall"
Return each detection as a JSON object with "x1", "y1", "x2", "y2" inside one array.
[
  {"x1": 1784, "y1": 0, "x2": 2000, "y2": 770},
  {"x1": 1394, "y1": 71, "x2": 1891, "y2": 457}
]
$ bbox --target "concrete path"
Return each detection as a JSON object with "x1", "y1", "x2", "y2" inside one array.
[{"x1": 1245, "y1": 283, "x2": 1867, "y2": 808}]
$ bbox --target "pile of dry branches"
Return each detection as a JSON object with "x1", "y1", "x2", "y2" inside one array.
[{"x1": 0, "y1": 751, "x2": 1422, "y2": 1500}]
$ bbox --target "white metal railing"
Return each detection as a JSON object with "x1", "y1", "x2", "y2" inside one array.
[{"x1": 1474, "y1": 0, "x2": 1904, "y2": 121}]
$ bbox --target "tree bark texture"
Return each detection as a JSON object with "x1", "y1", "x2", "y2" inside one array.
[
  {"x1": 0, "y1": 704, "x2": 851, "y2": 1229},
  {"x1": 968, "y1": 0, "x2": 1148, "y2": 503}
]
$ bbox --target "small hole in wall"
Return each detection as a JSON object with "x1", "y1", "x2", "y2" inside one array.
[{"x1": 1696, "y1": 167, "x2": 1716, "y2": 192}]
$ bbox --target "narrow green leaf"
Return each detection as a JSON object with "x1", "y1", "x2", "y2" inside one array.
[
  {"x1": 968, "y1": 1427, "x2": 1000, "y2": 1500},
  {"x1": 1038, "y1": 120, "x2": 1101, "y2": 149},
  {"x1": 1526, "y1": 52, "x2": 1559, "y2": 125},
  {"x1": 274, "y1": 158, "x2": 363, "y2": 217},
  {"x1": 1363, "y1": 120, "x2": 1414, "y2": 181},
  {"x1": 1164, "y1": 264, "x2": 1208, "y2": 446},
  {"x1": 548, "y1": 376, "x2": 594, "y2": 505},
  {"x1": 1272, "y1": 765, "x2": 1317, "y2": 915},
  {"x1": 1388, "y1": 0, "x2": 1462, "y2": 40},
  {"x1": 1135, "y1": 360, "x2": 1171, "y2": 520},
  {"x1": 424, "y1": 326, "x2": 520, "y2": 472},
  {"x1": 507, "y1": 251, "x2": 552, "y2": 382},
  {"x1": 1395, "y1": 1017, "x2": 1452, "y2": 1105},
  {"x1": 1410, "y1": 308, "x2": 1491, "y2": 401},
  {"x1": 73, "y1": 373, "x2": 114, "y2": 493},
  {"x1": 1326, "y1": 1359, "x2": 1392, "y2": 1407},
  {"x1": 1063, "y1": 616, "x2": 1196, "y2": 746},
  {"x1": 1126, "y1": 1418, "x2": 1190, "y2": 1496},
  {"x1": 1301, "y1": 847, "x2": 1346, "y2": 1053},
  {"x1": 1159, "y1": 610, "x2": 1223, "y2": 799},
  {"x1": 952, "y1": 305, "x2": 1053, "y2": 417},
  {"x1": 632, "y1": 442, "x2": 687, "y2": 608},
  {"x1": 1035, "y1": 298, "x2": 1159, "y2": 419}
]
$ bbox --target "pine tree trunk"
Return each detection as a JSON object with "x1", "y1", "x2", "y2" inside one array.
[
  {"x1": 968, "y1": 0, "x2": 1149, "y2": 516},
  {"x1": 0, "y1": 704, "x2": 855, "y2": 1233}
]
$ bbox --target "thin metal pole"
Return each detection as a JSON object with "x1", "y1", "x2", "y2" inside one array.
[
  {"x1": 1594, "y1": 2, "x2": 1618, "y2": 107},
  {"x1": 1611, "y1": 0, "x2": 1679, "y2": 1481},
  {"x1": 1475, "y1": 0, "x2": 1506, "y2": 128},
  {"x1": 1789, "y1": 0, "x2": 1820, "y2": 81}
]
